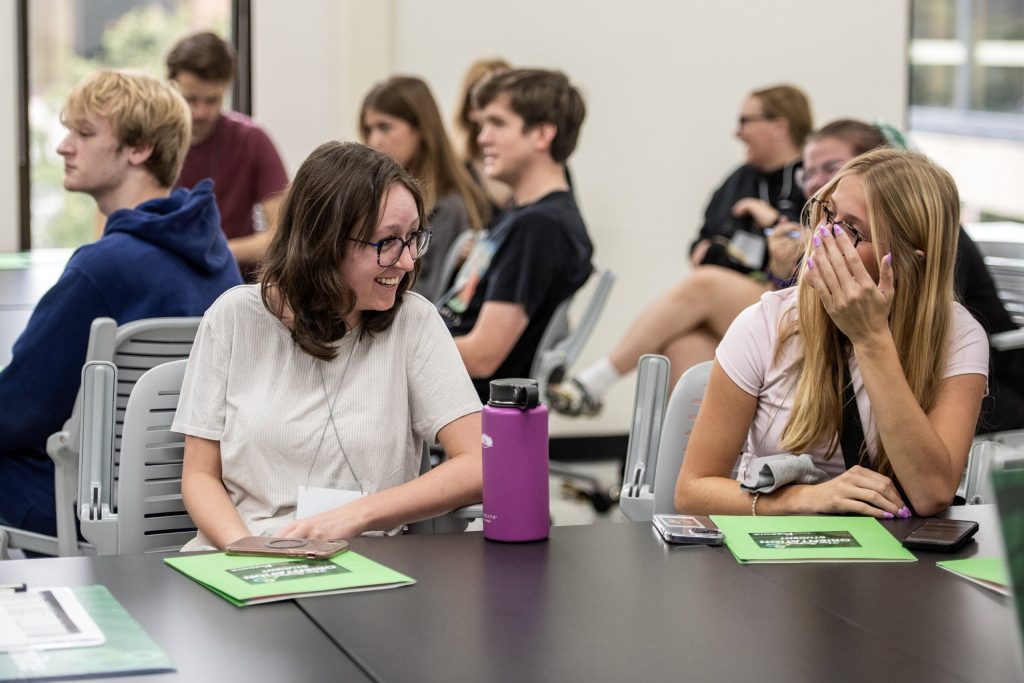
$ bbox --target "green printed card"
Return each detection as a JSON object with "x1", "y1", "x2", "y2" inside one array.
[
  {"x1": 710, "y1": 515, "x2": 917, "y2": 563},
  {"x1": 937, "y1": 557, "x2": 1011, "y2": 596},
  {"x1": 165, "y1": 550, "x2": 415, "y2": 607}
]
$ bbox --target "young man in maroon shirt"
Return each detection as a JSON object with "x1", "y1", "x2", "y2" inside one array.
[{"x1": 167, "y1": 31, "x2": 289, "y2": 279}]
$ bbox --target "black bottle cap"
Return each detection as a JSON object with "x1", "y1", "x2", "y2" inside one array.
[{"x1": 488, "y1": 378, "x2": 540, "y2": 410}]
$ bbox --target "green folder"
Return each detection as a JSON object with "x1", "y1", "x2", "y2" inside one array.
[
  {"x1": 165, "y1": 550, "x2": 415, "y2": 607},
  {"x1": 0, "y1": 585, "x2": 174, "y2": 681},
  {"x1": 710, "y1": 515, "x2": 917, "y2": 563},
  {"x1": 936, "y1": 557, "x2": 1011, "y2": 595}
]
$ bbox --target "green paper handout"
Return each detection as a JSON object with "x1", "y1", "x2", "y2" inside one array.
[
  {"x1": 165, "y1": 550, "x2": 415, "y2": 607},
  {"x1": 710, "y1": 515, "x2": 918, "y2": 563},
  {"x1": 936, "y1": 557, "x2": 1011, "y2": 595}
]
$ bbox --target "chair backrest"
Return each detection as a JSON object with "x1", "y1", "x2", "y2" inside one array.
[
  {"x1": 961, "y1": 440, "x2": 1024, "y2": 505},
  {"x1": 44, "y1": 316, "x2": 201, "y2": 556},
  {"x1": 80, "y1": 359, "x2": 196, "y2": 554},
  {"x1": 531, "y1": 269, "x2": 616, "y2": 400},
  {"x1": 619, "y1": 359, "x2": 713, "y2": 522},
  {"x1": 619, "y1": 355, "x2": 671, "y2": 522},
  {"x1": 964, "y1": 222, "x2": 1024, "y2": 327}
]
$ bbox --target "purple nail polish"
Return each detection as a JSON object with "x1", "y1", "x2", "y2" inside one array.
[
  {"x1": 833, "y1": 224, "x2": 844, "y2": 236},
  {"x1": 818, "y1": 226, "x2": 830, "y2": 238},
  {"x1": 884, "y1": 252, "x2": 892, "y2": 265},
  {"x1": 807, "y1": 258, "x2": 815, "y2": 270},
  {"x1": 813, "y1": 235, "x2": 822, "y2": 248},
  {"x1": 882, "y1": 512, "x2": 894, "y2": 519},
  {"x1": 897, "y1": 506, "x2": 911, "y2": 519}
]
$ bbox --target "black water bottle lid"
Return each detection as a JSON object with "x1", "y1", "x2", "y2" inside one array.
[{"x1": 488, "y1": 378, "x2": 540, "y2": 410}]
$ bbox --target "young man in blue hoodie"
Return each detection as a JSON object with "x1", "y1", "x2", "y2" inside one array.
[{"x1": 0, "y1": 70, "x2": 242, "y2": 536}]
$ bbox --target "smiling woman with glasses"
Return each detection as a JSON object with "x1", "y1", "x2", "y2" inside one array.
[
  {"x1": 173, "y1": 142, "x2": 483, "y2": 550},
  {"x1": 677, "y1": 149, "x2": 989, "y2": 520}
]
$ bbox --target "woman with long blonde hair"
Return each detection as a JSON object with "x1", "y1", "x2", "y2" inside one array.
[
  {"x1": 676, "y1": 149, "x2": 988, "y2": 518},
  {"x1": 361, "y1": 75, "x2": 490, "y2": 300}
]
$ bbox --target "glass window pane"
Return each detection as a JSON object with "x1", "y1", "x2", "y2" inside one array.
[
  {"x1": 912, "y1": 0, "x2": 958, "y2": 40},
  {"x1": 971, "y1": 65, "x2": 1024, "y2": 112},
  {"x1": 974, "y1": 0, "x2": 1024, "y2": 41},
  {"x1": 911, "y1": 64, "x2": 958, "y2": 107},
  {"x1": 28, "y1": 0, "x2": 231, "y2": 249}
]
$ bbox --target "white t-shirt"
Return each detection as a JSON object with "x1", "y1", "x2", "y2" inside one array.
[
  {"x1": 172, "y1": 285, "x2": 481, "y2": 549},
  {"x1": 717, "y1": 287, "x2": 989, "y2": 480}
]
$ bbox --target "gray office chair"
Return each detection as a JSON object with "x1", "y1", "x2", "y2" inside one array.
[
  {"x1": 957, "y1": 440, "x2": 1024, "y2": 505},
  {"x1": 79, "y1": 359, "x2": 196, "y2": 555},
  {"x1": 620, "y1": 358, "x2": 714, "y2": 522},
  {"x1": 0, "y1": 316, "x2": 201, "y2": 559},
  {"x1": 531, "y1": 269, "x2": 616, "y2": 403}
]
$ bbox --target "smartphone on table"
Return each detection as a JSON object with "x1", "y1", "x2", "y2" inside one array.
[
  {"x1": 900, "y1": 519, "x2": 979, "y2": 552},
  {"x1": 225, "y1": 537, "x2": 350, "y2": 560},
  {"x1": 652, "y1": 514, "x2": 724, "y2": 546}
]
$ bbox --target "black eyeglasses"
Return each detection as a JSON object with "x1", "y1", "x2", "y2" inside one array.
[
  {"x1": 348, "y1": 228, "x2": 431, "y2": 267},
  {"x1": 805, "y1": 197, "x2": 871, "y2": 247}
]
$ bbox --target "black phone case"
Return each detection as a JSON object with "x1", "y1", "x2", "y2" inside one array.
[{"x1": 901, "y1": 519, "x2": 979, "y2": 552}]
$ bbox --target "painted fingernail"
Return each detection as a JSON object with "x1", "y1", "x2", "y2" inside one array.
[
  {"x1": 897, "y1": 506, "x2": 911, "y2": 519},
  {"x1": 818, "y1": 225, "x2": 830, "y2": 238},
  {"x1": 882, "y1": 512, "x2": 894, "y2": 519},
  {"x1": 884, "y1": 252, "x2": 892, "y2": 265},
  {"x1": 813, "y1": 235, "x2": 822, "y2": 248},
  {"x1": 833, "y1": 224, "x2": 844, "y2": 236},
  {"x1": 807, "y1": 257, "x2": 815, "y2": 270}
]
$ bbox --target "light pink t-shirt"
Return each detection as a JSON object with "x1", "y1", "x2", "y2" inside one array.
[{"x1": 717, "y1": 287, "x2": 989, "y2": 479}]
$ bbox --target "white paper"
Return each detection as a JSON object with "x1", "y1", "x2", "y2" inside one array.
[
  {"x1": 296, "y1": 486, "x2": 365, "y2": 519},
  {"x1": 0, "y1": 587, "x2": 105, "y2": 652}
]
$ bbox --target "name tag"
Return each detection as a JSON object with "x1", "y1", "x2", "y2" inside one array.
[
  {"x1": 729, "y1": 230, "x2": 766, "y2": 269},
  {"x1": 296, "y1": 486, "x2": 365, "y2": 519}
]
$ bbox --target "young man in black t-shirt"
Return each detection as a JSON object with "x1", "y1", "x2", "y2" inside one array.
[{"x1": 439, "y1": 69, "x2": 593, "y2": 401}]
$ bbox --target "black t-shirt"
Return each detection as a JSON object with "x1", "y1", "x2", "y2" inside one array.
[
  {"x1": 691, "y1": 160, "x2": 805, "y2": 252},
  {"x1": 440, "y1": 191, "x2": 593, "y2": 401}
]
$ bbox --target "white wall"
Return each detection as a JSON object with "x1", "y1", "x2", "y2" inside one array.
[
  {"x1": 388, "y1": 0, "x2": 909, "y2": 435},
  {"x1": 252, "y1": 0, "x2": 393, "y2": 174},
  {"x1": 0, "y1": 0, "x2": 18, "y2": 251}
]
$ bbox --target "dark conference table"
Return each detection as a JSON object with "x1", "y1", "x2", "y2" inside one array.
[
  {"x1": 0, "y1": 553, "x2": 371, "y2": 682},
  {"x1": 0, "y1": 506, "x2": 1018, "y2": 682},
  {"x1": 301, "y1": 505, "x2": 1020, "y2": 683}
]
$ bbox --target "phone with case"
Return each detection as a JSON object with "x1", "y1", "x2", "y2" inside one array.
[
  {"x1": 652, "y1": 514, "x2": 725, "y2": 545},
  {"x1": 225, "y1": 537, "x2": 349, "y2": 560},
  {"x1": 901, "y1": 519, "x2": 979, "y2": 552}
]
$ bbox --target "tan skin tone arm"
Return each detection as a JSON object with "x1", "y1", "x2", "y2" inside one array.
[
  {"x1": 454, "y1": 302, "x2": 529, "y2": 377},
  {"x1": 182, "y1": 413, "x2": 483, "y2": 548},
  {"x1": 227, "y1": 194, "x2": 284, "y2": 265}
]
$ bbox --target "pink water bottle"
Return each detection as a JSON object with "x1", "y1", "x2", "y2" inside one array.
[{"x1": 482, "y1": 378, "x2": 550, "y2": 542}]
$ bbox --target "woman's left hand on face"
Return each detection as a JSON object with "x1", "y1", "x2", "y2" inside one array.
[
  {"x1": 278, "y1": 508, "x2": 364, "y2": 541},
  {"x1": 805, "y1": 223, "x2": 895, "y2": 344}
]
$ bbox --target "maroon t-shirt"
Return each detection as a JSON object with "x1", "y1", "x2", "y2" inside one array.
[{"x1": 178, "y1": 111, "x2": 289, "y2": 244}]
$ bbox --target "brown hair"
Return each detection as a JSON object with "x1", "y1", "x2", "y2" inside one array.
[
  {"x1": 166, "y1": 31, "x2": 236, "y2": 82},
  {"x1": 360, "y1": 75, "x2": 490, "y2": 230},
  {"x1": 751, "y1": 84, "x2": 813, "y2": 148},
  {"x1": 259, "y1": 142, "x2": 425, "y2": 360},
  {"x1": 807, "y1": 119, "x2": 887, "y2": 156},
  {"x1": 473, "y1": 68, "x2": 586, "y2": 163},
  {"x1": 61, "y1": 69, "x2": 190, "y2": 188},
  {"x1": 454, "y1": 58, "x2": 511, "y2": 161}
]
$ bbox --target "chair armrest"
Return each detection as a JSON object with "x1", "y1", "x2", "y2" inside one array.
[{"x1": 991, "y1": 328, "x2": 1024, "y2": 351}]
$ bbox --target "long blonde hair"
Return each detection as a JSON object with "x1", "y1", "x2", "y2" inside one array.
[{"x1": 778, "y1": 149, "x2": 960, "y2": 477}]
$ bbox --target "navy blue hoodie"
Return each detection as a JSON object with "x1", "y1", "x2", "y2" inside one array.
[{"x1": 0, "y1": 179, "x2": 241, "y2": 533}]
